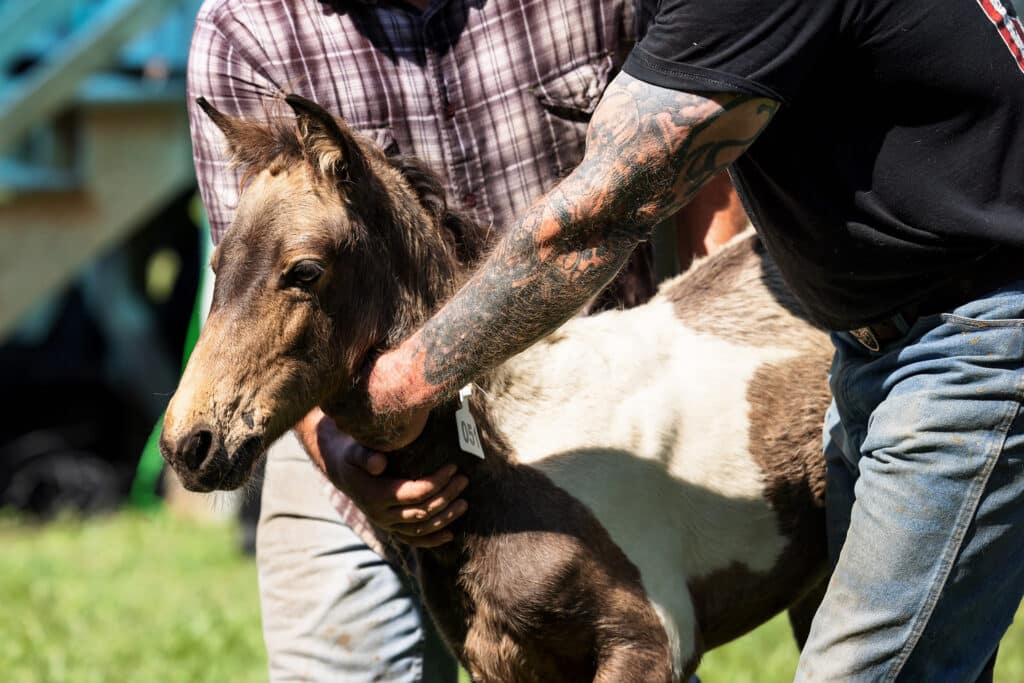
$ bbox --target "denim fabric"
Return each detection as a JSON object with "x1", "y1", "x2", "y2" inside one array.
[
  {"x1": 796, "y1": 283, "x2": 1024, "y2": 682},
  {"x1": 256, "y1": 432, "x2": 457, "y2": 683}
]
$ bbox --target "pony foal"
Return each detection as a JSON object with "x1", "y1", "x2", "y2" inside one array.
[{"x1": 160, "y1": 95, "x2": 832, "y2": 682}]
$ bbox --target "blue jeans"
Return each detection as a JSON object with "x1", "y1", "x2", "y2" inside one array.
[
  {"x1": 796, "y1": 283, "x2": 1024, "y2": 682},
  {"x1": 257, "y1": 432, "x2": 457, "y2": 683}
]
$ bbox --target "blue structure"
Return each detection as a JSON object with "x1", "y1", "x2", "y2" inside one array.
[{"x1": 0, "y1": 0, "x2": 207, "y2": 513}]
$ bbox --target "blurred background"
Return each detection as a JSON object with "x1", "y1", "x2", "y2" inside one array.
[
  {"x1": 0, "y1": 1, "x2": 1021, "y2": 682},
  {"x1": 0, "y1": 2, "x2": 269, "y2": 681},
  {"x1": 0, "y1": 0, "x2": 207, "y2": 519}
]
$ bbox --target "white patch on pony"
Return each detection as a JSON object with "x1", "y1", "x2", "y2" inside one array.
[{"x1": 489, "y1": 299, "x2": 798, "y2": 669}]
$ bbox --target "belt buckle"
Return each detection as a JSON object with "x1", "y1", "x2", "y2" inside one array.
[{"x1": 849, "y1": 326, "x2": 881, "y2": 352}]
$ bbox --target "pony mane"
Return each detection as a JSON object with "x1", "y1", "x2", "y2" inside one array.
[{"x1": 385, "y1": 154, "x2": 493, "y2": 267}]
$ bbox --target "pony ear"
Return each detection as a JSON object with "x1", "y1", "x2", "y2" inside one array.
[
  {"x1": 285, "y1": 93, "x2": 367, "y2": 182},
  {"x1": 195, "y1": 97, "x2": 281, "y2": 170}
]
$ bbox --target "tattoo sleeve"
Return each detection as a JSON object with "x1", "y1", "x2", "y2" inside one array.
[{"x1": 394, "y1": 72, "x2": 778, "y2": 405}]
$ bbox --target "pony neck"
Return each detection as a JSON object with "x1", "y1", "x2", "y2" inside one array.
[{"x1": 385, "y1": 388, "x2": 512, "y2": 482}]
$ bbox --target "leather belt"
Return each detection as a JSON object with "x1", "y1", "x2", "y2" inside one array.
[
  {"x1": 848, "y1": 319, "x2": 909, "y2": 352},
  {"x1": 847, "y1": 250, "x2": 1022, "y2": 352}
]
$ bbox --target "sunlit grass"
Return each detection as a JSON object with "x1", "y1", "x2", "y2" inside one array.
[
  {"x1": 698, "y1": 595, "x2": 1024, "y2": 683},
  {"x1": 0, "y1": 511, "x2": 265, "y2": 683},
  {"x1": 1, "y1": 511, "x2": 1020, "y2": 682}
]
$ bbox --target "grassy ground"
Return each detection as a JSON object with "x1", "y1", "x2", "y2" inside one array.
[
  {"x1": 699, "y1": 607, "x2": 1024, "y2": 683},
  {"x1": 0, "y1": 511, "x2": 265, "y2": 683},
  {"x1": 1, "y1": 511, "x2": 1021, "y2": 682}
]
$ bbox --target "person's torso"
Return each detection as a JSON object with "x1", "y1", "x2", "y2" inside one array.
[
  {"x1": 215, "y1": 0, "x2": 640, "y2": 228},
  {"x1": 734, "y1": 0, "x2": 1024, "y2": 329}
]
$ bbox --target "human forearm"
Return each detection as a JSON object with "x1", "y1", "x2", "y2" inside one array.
[
  {"x1": 374, "y1": 192, "x2": 638, "y2": 412},
  {"x1": 371, "y1": 73, "x2": 778, "y2": 413}
]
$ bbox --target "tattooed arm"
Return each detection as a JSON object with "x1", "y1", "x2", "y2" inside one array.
[{"x1": 367, "y1": 72, "x2": 778, "y2": 437}]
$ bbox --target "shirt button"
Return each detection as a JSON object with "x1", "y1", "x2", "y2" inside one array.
[
  {"x1": 444, "y1": 102, "x2": 457, "y2": 119},
  {"x1": 463, "y1": 193, "x2": 477, "y2": 208}
]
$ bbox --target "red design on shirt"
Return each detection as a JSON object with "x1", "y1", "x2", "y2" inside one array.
[{"x1": 977, "y1": 0, "x2": 1024, "y2": 73}]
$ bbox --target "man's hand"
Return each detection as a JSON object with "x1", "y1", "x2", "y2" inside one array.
[
  {"x1": 296, "y1": 409, "x2": 468, "y2": 547},
  {"x1": 325, "y1": 350, "x2": 432, "y2": 452}
]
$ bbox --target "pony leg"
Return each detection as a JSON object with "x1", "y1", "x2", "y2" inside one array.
[
  {"x1": 787, "y1": 577, "x2": 828, "y2": 650},
  {"x1": 593, "y1": 646, "x2": 675, "y2": 683}
]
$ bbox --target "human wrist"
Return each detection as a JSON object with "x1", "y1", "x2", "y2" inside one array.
[
  {"x1": 294, "y1": 409, "x2": 328, "y2": 473},
  {"x1": 369, "y1": 344, "x2": 437, "y2": 415}
]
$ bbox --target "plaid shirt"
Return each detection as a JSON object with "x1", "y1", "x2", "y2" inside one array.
[
  {"x1": 189, "y1": 0, "x2": 654, "y2": 242},
  {"x1": 188, "y1": 0, "x2": 653, "y2": 552}
]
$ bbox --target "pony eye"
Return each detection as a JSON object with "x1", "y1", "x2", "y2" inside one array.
[{"x1": 286, "y1": 260, "x2": 324, "y2": 287}]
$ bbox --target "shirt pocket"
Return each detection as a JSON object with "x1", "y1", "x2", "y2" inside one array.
[
  {"x1": 530, "y1": 54, "x2": 615, "y2": 176},
  {"x1": 940, "y1": 313, "x2": 1024, "y2": 329}
]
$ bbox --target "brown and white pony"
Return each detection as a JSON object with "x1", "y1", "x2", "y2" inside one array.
[{"x1": 160, "y1": 95, "x2": 833, "y2": 682}]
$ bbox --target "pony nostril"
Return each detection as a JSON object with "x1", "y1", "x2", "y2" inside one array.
[{"x1": 182, "y1": 429, "x2": 214, "y2": 471}]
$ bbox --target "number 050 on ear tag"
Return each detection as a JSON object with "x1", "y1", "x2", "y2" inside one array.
[{"x1": 456, "y1": 385, "x2": 485, "y2": 459}]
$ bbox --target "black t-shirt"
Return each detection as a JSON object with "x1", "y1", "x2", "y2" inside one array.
[{"x1": 623, "y1": 0, "x2": 1024, "y2": 329}]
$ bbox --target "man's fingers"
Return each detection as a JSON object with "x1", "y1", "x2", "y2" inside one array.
[
  {"x1": 361, "y1": 451, "x2": 388, "y2": 476},
  {"x1": 388, "y1": 464, "x2": 459, "y2": 506},
  {"x1": 336, "y1": 440, "x2": 387, "y2": 476},
  {"x1": 392, "y1": 498, "x2": 468, "y2": 539},
  {"x1": 375, "y1": 473, "x2": 468, "y2": 527},
  {"x1": 396, "y1": 475, "x2": 469, "y2": 522},
  {"x1": 321, "y1": 441, "x2": 466, "y2": 535},
  {"x1": 393, "y1": 498, "x2": 467, "y2": 547}
]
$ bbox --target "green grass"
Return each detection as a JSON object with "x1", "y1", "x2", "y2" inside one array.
[
  {"x1": 698, "y1": 613, "x2": 800, "y2": 682},
  {"x1": 1, "y1": 511, "x2": 1021, "y2": 682},
  {"x1": 698, "y1": 602, "x2": 1024, "y2": 683},
  {"x1": 0, "y1": 511, "x2": 265, "y2": 683}
]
